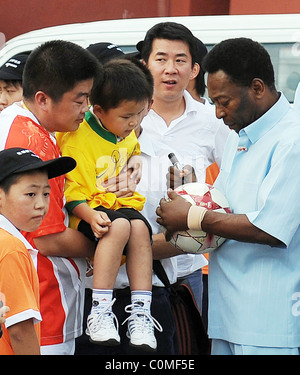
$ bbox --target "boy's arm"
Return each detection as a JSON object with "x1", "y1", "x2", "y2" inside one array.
[
  {"x1": 72, "y1": 202, "x2": 111, "y2": 239},
  {"x1": 8, "y1": 318, "x2": 40, "y2": 355}
]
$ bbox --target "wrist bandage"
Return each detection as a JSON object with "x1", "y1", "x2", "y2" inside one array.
[{"x1": 187, "y1": 205, "x2": 208, "y2": 231}]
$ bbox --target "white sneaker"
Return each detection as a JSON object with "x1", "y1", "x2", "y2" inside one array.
[
  {"x1": 122, "y1": 303, "x2": 163, "y2": 352},
  {"x1": 86, "y1": 298, "x2": 120, "y2": 346}
]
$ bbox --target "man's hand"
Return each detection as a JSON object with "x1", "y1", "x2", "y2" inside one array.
[
  {"x1": 167, "y1": 164, "x2": 197, "y2": 189},
  {"x1": 127, "y1": 155, "x2": 142, "y2": 184},
  {"x1": 102, "y1": 155, "x2": 142, "y2": 198},
  {"x1": 156, "y1": 189, "x2": 191, "y2": 240}
]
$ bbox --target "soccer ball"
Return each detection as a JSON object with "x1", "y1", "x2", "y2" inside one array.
[{"x1": 165, "y1": 182, "x2": 231, "y2": 254}]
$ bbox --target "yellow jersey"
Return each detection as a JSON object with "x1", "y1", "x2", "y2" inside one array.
[{"x1": 57, "y1": 110, "x2": 145, "y2": 230}]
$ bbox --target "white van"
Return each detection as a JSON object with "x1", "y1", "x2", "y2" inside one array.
[{"x1": 1, "y1": 14, "x2": 300, "y2": 101}]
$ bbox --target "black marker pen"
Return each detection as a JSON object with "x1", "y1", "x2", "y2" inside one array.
[{"x1": 168, "y1": 153, "x2": 182, "y2": 170}]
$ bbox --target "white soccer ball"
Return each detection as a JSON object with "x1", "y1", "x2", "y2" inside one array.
[{"x1": 165, "y1": 182, "x2": 231, "y2": 254}]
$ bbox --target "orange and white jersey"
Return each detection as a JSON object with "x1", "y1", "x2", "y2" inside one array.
[
  {"x1": 0, "y1": 103, "x2": 86, "y2": 346},
  {"x1": 0, "y1": 215, "x2": 41, "y2": 355}
]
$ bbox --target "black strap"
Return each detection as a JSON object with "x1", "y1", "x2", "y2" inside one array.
[{"x1": 153, "y1": 260, "x2": 171, "y2": 288}]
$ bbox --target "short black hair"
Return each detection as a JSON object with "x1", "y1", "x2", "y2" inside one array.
[
  {"x1": 23, "y1": 40, "x2": 100, "y2": 102},
  {"x1": 192, "y1": 38, "x2": 208, "y2": 97},
  {"x1": 0, "y1": 168, "x2": 48, "y2": 193},
  {"x1": 141, "y1": 22, "x2": 199, "y2": 66},
  {"x1": 0, "y1": 80, "x2": 22, "y2": 88},
  {"x1": 202, "y1": 37, "x2": 276, "y2": 90},
  {"x1": 90, "y1": 58, "x2": 153, "y2": 110}
]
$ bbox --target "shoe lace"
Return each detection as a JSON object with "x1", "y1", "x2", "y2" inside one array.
[
  {"x1": 88, "y1": 298, "x2": 119, "y2": 334},
  {"x1": 122, "y1": 302, "x2": 163, "y2": 333}
]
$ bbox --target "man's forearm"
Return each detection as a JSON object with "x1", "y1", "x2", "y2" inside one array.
[
  {"x1": 202, "y1": 210, "x2": 282, "y2": 247},
  {"x1": 151, "y1": 233, "x2": 183, "y2": 260},
  {"x1": 34, "y1": 227, "x2": 95, "y2": 258}
]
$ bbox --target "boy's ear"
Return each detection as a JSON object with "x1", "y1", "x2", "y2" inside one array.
[{"x1": 93, "y1": 104, "x2": 104, "y2": 118}]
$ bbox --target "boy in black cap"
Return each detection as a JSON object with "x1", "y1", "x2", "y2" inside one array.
[
  {"x1": 0, "y1": 147, "x2": 75, "y2": 355},
  {"x1": 0, "y1": 53, "x2": 29, "y2": 113}
]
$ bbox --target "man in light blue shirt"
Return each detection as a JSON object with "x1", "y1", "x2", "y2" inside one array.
[{"x1": 156, "y1": 37, "x2": 300, "y2": 355}]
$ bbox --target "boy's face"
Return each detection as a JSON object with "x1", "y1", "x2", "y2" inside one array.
[
  {"x1": 41, "y1": 78, "x2": 93, "y2": 133},
  {"x1": 145, "y1": 38, "x2": 197, "y2": 104},
  {"x1": 0, "y1": 80, "x2": 23, "y2": 112},
  {"x1": 94, "y1": 99, "x2": 150, "y2": 139},
  {"x1": 0, "y1": 171, "x2": 50, "y2": 232}
]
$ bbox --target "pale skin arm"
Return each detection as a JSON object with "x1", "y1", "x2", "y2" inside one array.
[
  {"x1": 151, "y1": 232, "x2": 184, "y2": 259},
  {"x1": 8, "y1": 319, "x2": 40, "y2": 355},
  {"x1": 71, "y1": 202, "x2": 111, "y2": 239},
  {"x1": 156, "y1": 190, "x2": 282, "y2": 247},
  {"x1": 34, "y1": 227, "x2": 96, "y2": 258}
]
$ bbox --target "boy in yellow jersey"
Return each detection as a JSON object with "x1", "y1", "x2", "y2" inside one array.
[{"x1": 57, "y1": 59, "x2": 162, "y2": 351}]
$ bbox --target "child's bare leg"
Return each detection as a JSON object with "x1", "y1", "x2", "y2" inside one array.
[
  {"x1": 88, "y1": 217, "x2": 130, "y2": 345},
  {"x1": 93, "y1": 217, "x2": 130, "y2": 289},
  {"x1": 126, "y1": 219, "x2": 152, "y2": 291},
  {"x1": 124, "y1": 220, "x2": 162, "y2": 352}
]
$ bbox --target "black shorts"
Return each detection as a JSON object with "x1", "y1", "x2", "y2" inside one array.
[{"x1": 77, "y1": 207, "x2": 152, "y2": 250}]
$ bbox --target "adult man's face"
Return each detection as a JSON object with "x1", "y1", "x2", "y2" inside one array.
[
  {"x1": 207, "y1": 70, "x2": 259, "y2": 133},
  {"x1": 42, "y1": 78, "x2": 93, "y2": 133},
  {"x1": 146, "y1": 38, "x2": 197, "y2": 104}
]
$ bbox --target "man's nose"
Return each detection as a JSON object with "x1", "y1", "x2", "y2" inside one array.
[{"x1": 215, "y1": 105, "x2": 226, "y2": 119}]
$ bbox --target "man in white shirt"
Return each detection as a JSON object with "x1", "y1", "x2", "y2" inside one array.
[{"x1": 139, "y1": 22, "x2": 230, "y2": 310}]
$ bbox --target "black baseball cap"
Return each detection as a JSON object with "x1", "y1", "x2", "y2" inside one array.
[
  {"x1": 86, "y1": 42, "x2": 124, "y2": 64},
  {"x1": 0, "y1": 53, "x2": 29, "y2": 81},
  {"x1": 0, "y1": 148, "x2": 76, "y2": 183}
]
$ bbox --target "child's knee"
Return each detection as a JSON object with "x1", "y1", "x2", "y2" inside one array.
[
  {"x1": 130, "y1": 219, "x2": 149, "y2": 235},
  {"x1": 112, "y1": 217, "x2": 131, "y2": 232}
]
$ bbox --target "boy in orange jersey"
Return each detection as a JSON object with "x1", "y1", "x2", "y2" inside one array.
[{"x1": 0, "y1": 147, "x2": 75, "y2": 354}]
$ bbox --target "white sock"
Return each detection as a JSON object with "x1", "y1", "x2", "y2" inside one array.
[
  {"x1": 91, "y1": 289, "x2": 113, "y2": 313},
  {"x1": 131, "y1": 290, "x2": 152, "y2": 313}
]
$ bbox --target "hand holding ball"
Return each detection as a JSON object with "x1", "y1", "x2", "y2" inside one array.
[{"x1": 162, "y1": 182, "x2": 231, "y2": 254}]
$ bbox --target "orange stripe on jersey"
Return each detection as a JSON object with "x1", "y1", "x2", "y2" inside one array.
[
  {"x1": 205, "y1": 162, "x2": 220, "y2": 187},
  {"x1": 203, "y1": 162, "x2": 220, "y2": 275}
]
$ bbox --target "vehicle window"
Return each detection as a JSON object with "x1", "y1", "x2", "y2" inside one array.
[{"x1": 264, "y1": 43, "x2": 300, "y2": 103}]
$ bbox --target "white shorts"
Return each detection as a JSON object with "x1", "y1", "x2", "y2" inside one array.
[{"x1": 41, "y1": 339, "x2": 75, "y2": 355}]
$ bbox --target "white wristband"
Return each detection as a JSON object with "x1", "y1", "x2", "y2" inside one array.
[{"x1": 187, "y1": 205, "x2": 208, "y2": 231}]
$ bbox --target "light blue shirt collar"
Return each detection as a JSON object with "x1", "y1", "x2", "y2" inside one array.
[{"x1": 241, "y1": 93, "x2": 290, "y2": 145}]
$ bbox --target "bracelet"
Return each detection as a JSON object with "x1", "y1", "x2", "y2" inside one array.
[{"x1": 187, "y1": 205, "x2": 208, "y2": 231}]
